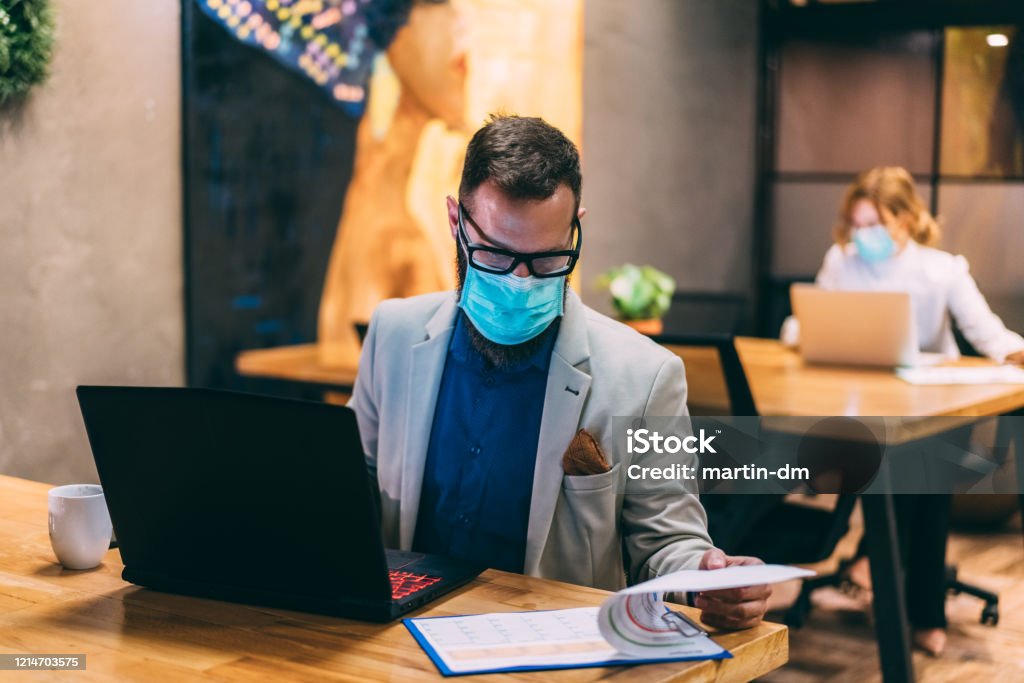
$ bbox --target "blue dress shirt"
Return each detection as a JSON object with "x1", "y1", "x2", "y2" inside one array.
[{"x1": 413, "y1": 311, "x2": 559, "y2": 572}]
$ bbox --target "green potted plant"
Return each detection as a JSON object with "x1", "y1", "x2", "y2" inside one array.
[
  {"x1": 595, "y1": 264, "x2": 675, "y2": 335},
  {"x1": 0, "y1": 0, "x2": 55, "y2": 104}
]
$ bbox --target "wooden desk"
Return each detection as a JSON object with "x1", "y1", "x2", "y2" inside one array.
[
  {"x1": 236, "y1": 338, "x2": 1024, "y2": 421},
  {"x1": 237, "y1": 336, "x2": 1024, "y2": 683},
  {"x1": 734, "y1": 337, "x2": 1024, "y2": 420},
  {"x1": 0, "y1": 475, "x2": 788, "y2": 682},
  {"x1": 236, "y1": 344, "x2": 358, "y2": 390},
  {"x1": 714, "y1": 338, "x2": 1024, "y2": 683}
]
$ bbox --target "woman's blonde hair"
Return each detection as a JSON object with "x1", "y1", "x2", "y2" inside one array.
[{"x1": 834, "y1": 166, "x2": 940, "y2": 247}]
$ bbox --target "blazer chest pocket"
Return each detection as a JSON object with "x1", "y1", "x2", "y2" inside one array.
[
  {"x1": 562, "y1": 462, "x2": 619, "y2": 492},
  {"x1": 558, "y1": 463, "x2": 623, "y2": 589}
]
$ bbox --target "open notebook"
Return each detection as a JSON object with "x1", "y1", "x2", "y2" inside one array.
[{"x1": 405, "y1": 564, "x2": 813, "y2": 676}]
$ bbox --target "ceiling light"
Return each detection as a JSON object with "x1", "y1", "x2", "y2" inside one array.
[{"x1": 987, "y1": 33, "x2": 1009, "y2": 48}]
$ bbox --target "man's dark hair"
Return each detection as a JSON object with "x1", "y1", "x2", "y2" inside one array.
[{"x1": 459, "y1": 114, "x2": 582, "y2": 210}]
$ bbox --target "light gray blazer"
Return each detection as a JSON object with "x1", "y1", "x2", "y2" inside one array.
[{"x1": 349, "y1": 289, "x2": 714, "y2": 591}]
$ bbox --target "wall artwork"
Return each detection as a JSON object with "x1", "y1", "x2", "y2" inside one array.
[
  {"x1": 195, "y1": 0, "x2": 405, "y2": 116},
  {"x1": 186, "y1": 0, "x2": 582, "y2": 392},
  {"x1": 317, "y1": 0, "x2": 584, "y2": 368}
]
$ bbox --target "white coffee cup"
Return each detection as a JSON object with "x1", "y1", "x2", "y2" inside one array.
[{"x1": 48, "y1": 484, "x2": 113, "y2": 570}]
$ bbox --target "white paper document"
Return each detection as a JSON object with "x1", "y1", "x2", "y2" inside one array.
[
  {"x1": 405, "y1": 564, "x2": 813, "y2": 675},
  {"x1": 897, "y1": 365, "x2": 1024, "y2": 385},
  {"x1": 407, "y1": 606, "x2": 723, "y2": 675}
]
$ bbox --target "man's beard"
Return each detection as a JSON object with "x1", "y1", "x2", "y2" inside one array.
[{"x1": 455, "y1": 250, "x2": 567, "y2": 371}]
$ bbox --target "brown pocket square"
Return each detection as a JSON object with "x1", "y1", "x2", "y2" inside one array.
[{"x1": 562, "y1": 429, "x2": 611, "y2": 476}]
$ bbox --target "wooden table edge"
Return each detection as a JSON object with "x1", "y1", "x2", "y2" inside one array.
[{"x1": 2, "y1": 475, "x2": 789, "y2": 682}]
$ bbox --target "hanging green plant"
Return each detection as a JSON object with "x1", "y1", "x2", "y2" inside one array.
[{"x1": 0, "y1": 0, "x2": 55, "y2": 103}]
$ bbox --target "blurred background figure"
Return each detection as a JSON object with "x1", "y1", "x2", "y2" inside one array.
[
  {"x1": 782, "y1": 166, "x2": 1024, "y2": 366},
  {"x1": 317, "y1": 0, "x2": 583, "y2": 368},
  {"x1": 318, "y1": 0, "x2": 469, "y2": 367}
]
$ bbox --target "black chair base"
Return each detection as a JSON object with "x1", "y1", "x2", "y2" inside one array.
[
  {"x1": 786, "y1": 560, "x2": 1000, "y2": 628},
  {"x1": 946, "y1": 564, "x2": 999, "y2": 626},
  {"x1": 784, "y1": 557, "x2": 855, "y2": 629}
]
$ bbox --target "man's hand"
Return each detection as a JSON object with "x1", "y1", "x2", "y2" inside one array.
[
  {"x1": 1006, "y1": 350, "x2": 1024, "y2": 366},
  {"x1": 694, "y1": 548, "x2": 771, "y2": 630}
]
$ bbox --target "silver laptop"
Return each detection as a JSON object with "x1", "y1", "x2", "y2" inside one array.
[{"x1": 790, "y1": 284, "x2": 923, "y2": 367}]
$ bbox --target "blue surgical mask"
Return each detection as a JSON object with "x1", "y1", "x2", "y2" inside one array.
[
  {"x1": 853, "y1": 224, "x2": 896, "y2": 264},
  {"x1": 459, "y1": 267, "x2": 565, "y2": 346}
]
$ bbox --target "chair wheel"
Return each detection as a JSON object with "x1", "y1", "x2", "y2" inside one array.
[{"x1": 981, "y1": 604, "x2": 999, "y2": 626}]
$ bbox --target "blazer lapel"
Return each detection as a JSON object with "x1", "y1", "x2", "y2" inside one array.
[
  {"x1": 524, "y1": 291, "x2": 592, "y2": 574},
  {"x1": 399, "y1": 295, "x2": 458, "y2": 549}
]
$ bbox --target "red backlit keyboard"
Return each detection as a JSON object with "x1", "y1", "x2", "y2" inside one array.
[{"x1": 389, "y1": 569, "x2": 442, "y2": 600}]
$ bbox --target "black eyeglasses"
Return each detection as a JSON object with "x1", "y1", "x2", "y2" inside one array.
[{"x1": 458, "y1": 201, "x2": 582, "y2": 278}]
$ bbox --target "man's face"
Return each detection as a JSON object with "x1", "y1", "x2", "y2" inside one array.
[
  {"x1": 446, "y1": 179, "x2": 581, "y2": 266},
  {"x1": 445, "y1": 180, "x2": 585, "y2": 368}
]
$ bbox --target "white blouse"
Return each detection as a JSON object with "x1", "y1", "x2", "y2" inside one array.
[{"x1": 781, "y1": 240, "x2": 1024, "y2": 362}]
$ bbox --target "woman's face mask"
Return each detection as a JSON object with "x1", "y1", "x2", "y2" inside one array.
[{"x1": 852, "y1": 224, "x2": 897, "y2": 264}]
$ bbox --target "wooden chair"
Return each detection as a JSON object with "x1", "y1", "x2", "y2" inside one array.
[
  {"x1": 654, "y1": 332, "x2": 858, "y2": 627},
  {"x1": 654, "y1": 332, "x2": 757, "y2": 416}
]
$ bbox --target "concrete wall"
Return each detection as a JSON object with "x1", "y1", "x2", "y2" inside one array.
[
  {"x1": 581, "y1": 0, "x2": 759, "y2": 313},
  {"x1": 0, "y1": 0, "x2": 757, "y2": 482},
  {"x1": 0, "y1": 0, "x2": 183, "y2": 484}
]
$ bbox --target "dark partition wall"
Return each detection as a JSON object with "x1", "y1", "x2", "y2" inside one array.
[
  {"x1": 770, "y1": 30, "x2": 939, "y2": 281},
  {"x1": 757, "y1": 1, "x2": 1024, "y2": 337},
  {"x1": 182, "y1": 2, "x2": 359, "y2": 394}
]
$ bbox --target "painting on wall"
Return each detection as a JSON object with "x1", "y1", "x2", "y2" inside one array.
[
  {"x1": 195, "y1": 0, "x2": 401, "y2": 116},
  {"x1": 185, "y1": 0, "x2": 583, "y2": 391},
  {"x1": 318, "y1": 0, "x2": 584, "y2": 367}
]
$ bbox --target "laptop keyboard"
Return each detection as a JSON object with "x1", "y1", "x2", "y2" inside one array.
[{"x1": 389, "y1": 569, "x2": 442, "y2": 600}]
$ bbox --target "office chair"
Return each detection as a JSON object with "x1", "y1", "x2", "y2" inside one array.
[
  {"x1": 656, "y1": 329, "x2": 1007, "y2": 626},
  {"x1": 654, "y1": 332, "x2": 858, "y2": 627},
  {"x1": 941, "y1": 322, "x2": 1011, "y2": 625},
  {"x1": 654, "y1": 332, "x2": 756, "y2": 415},
  {"x1": 784, "y1": 327, "x2": 1007, "y2": 627},
  {"x1": 935, "y1": 407, "x2": 1023, "y2": 627},
  {"x1": 660, "y1": 293, "x2": 751, "y2": 339}
]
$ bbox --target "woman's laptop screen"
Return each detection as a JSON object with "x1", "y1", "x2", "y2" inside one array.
[{"x1": 791, "y1": 285, "x2": 919, "y2": 367}]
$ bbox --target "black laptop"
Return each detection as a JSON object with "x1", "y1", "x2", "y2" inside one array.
[{"x1": 75, "y1": 386, "x2": 480, "y2": 622}]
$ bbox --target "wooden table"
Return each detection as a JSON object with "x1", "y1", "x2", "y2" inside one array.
[
  {"x1": 240, "y1": 335, "x2": 1024, "y2": 682},
  {"x1": 236, "y1": 344, "x2": 357, "y2": 390},
  {"x1": 0, "y1": 475, "x2": 788, "y2": 682},
  {"x1": 236, "y1": 338, "x2": 1024, "y2": 423},
  {"x1": 735, "y1": 337, "x2": 1024, "y2": 420},
  {"x1": 725, "y1": 338, "x2": 1024, "y2": 683}
]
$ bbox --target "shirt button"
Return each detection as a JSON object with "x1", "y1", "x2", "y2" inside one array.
[
  {"x1": 483, "y1": 375, "x2": 495, "y2": 388},
  {"x1": 458, "y1": 513, "x2": 471, "y2": 526}
]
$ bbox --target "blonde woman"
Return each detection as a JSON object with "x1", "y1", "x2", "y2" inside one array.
[
  {"x1": 783, "y1": 166, "x2": 1024, "y2": 364},
  {"x1": 784, "y1": 167, "x2": 1024, "y2": 656}
]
